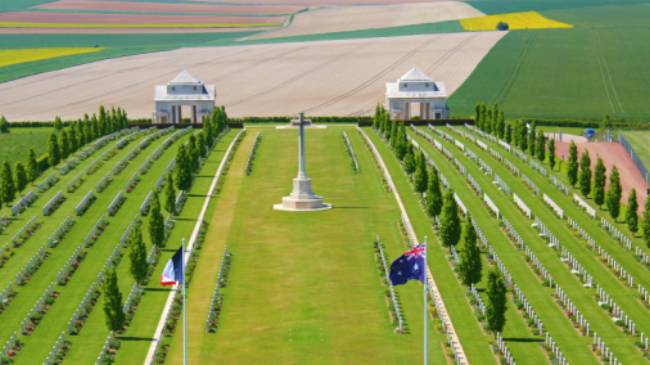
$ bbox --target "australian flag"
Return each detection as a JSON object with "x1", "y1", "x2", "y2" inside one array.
[
  {"x1": 160, "y1": 246, "x2": 184, "y2": 286},
  {"x1": 389, "y1": 245, "x2": 426, "y2": 286}
]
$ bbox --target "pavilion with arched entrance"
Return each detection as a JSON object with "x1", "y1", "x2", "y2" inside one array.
[
  {"x1": 385, "y1": 68, "x2": 448, "y2": 121},
  {"x1": 153, "y1": 71, "x2": 216, "y2": 124}
]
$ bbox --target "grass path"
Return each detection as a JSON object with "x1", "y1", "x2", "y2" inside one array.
[
  {"x1": 366, "y1": 128, "x2": 498, "y2": 365},
  {"x1": 165, "y1": 126, "x2": 450, "y2": 364},
  {"x1": 426, "y1": 126, "x2": 647, "y2": 364},
  {"x1": 408, "y1": 129, "x2": 598, "y2": 365}
]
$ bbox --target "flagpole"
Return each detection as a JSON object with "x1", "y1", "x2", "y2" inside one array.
[
  {"x1": 423, "y1": 235, "x2": 428, "y2": 365},
  {"x1": 182, "y1": 238, "x2": 187, "y2": 365}
]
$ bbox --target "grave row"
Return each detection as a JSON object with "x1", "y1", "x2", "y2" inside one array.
[
  {"x1": 493, "y1": 174, "x2": 511, "y2": 195},
  {"x1": 372, "y1": 239, "x2": 404, "y2": 333}
]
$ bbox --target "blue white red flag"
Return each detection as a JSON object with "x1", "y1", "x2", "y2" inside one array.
[
  {"x1": 161, "y1": 247, "x2": 184, "y2": 286},
  {"x1": 389, "y1": 244, "x2": 426, "y2": 286}
]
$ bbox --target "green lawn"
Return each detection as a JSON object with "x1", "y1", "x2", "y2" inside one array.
[
  {"x1": 450, "y1": 0, "x2": 650, "y2": 120},
  {"x1": 162, "y1": 126, "x2": 452, "y2": 365},
  {"x1": 0, "y1": 127, "x2": 52, "y2": 164},
  {"x1": 621, "y1": 130, "x2": 650, "y2": 178}
]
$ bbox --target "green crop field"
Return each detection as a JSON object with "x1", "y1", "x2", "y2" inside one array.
[
  {"x1": 450, "y1": 0, "x2": 650, "y2": 121},
  {"x1": 0, "y1": 127, "x2": 52, "y2": 164}
]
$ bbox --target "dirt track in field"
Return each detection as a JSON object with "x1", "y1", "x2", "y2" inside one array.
[
  {"x1": 0, "y1": 32, "x2": 504, "y2": 121},
  {"x1": 252, "y1": 1, "x2": 482, "y2": 40},
  {"x1": 37, "y1": 0, "x2": 303, "y2": 15},
  {"x1": 556, "y1": 140, "x2": 648, "y2": 209}
]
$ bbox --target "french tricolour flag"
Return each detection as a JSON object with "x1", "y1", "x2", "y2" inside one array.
[{"x1": 161, "y1": 247, "x2": 184, "y2": 286}]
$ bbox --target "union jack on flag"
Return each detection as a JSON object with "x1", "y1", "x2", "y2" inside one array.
[{"x1": 389, "y1": 244, "x2": 426, "y2": 286}]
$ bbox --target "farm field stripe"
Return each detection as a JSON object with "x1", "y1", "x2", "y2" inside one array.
[
  {"x1": 365, "y1": 128, "x2": 496, "y2": 365},
  {"x1": 427, "y1": 127, "x2": 647, "y2": 364},
  {"x1": 407, "y1": 128, "x2": 595, "y2": 365},
  {"x1": 0, "y1": 21, "x2": 280, "y2": 29},
  {"x1": 0, "y1": 47, "x2": 103, "y2": 68},
  {"x1": 7, "y1": 130, "x2": 177, "y2": 363}
]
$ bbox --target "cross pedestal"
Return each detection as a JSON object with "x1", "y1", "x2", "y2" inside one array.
[{"x1": 273, "y1": 113, "x2": 331, "y2": 212}]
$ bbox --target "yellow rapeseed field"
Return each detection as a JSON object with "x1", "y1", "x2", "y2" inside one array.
[
  {"x1": 460, "y1": 11, "x2": 573, "y2": 31},
  {"x1": 0, "y1": 48, "x2": 103, "y2": 68}
]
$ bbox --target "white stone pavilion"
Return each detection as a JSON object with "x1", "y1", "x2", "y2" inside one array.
[
  {"x1": 153, "y1": 71, "x2": 216, "y2": 124},
  {"x1": 385, "y1": 68, "x2": 448, "y2": 121}
]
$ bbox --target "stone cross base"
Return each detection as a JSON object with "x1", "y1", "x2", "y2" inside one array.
[{"x1": 273, "y1": 177, "x2": 331, "y2": 211}]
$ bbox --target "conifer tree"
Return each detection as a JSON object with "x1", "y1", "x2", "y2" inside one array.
[
  {"x1": 642, "y1": 197, "x2": 650, "y2": 248},
  {"x1": 0, "y1": 116, "x2": 9, "y2": 134},
  {"x1": 149, "y1": 192, "x2": 166, "y2": 247},
  {"x1": 579, "y1": 150, "x2": 592, "y2": 197},
  {"x1": 519, "y1": 121, "x2": 528, "y2": 151},
  {"x1": 395, "y1": 124, "x2": 408, "y2": 160},
  {"x1": 165, "y1": 173, "x2": 177, "y2": 216},
  {"x1": 53, "y1": 116, "x2": 63, "y2": 132},
  {"x1": 497, "y1": 111, "x2": 505, "y2": 138},
  {"x1": 425, "y1": 167, "x2": 443, "y2": 217},
  {"x1": 1, "y1": 162, "x2": 15, "y2": 204},
  {"x1": 27, "y1": 149, "x2": 39, "y2": 182},
  {"x1": 48, "y1": 132, "x2": 61, "y2": 167},
  {"x1": 474, "y1": 104, "x2": 482, "y2": 130},
  {"x1": 414, "y1": 151, "x2": 428, "y2": 194},
  {"x1": 175, "y1": 144, "x2": 192, "y2": 191},
  {"x1": 536, "y1": 130, "x2": 546, "y2": 162},
  {"x1": 527, "y1": 122, "x2": 536, "y2": 156},
  {"x1": 129, "y1": 223, "x2": 148, "y2": 286},
  {"x1": 197, "y1": 133, "x2": 207, "y2": 158},
  {"x1": 593, "y1": 158, "x2": 606, "y2": 206},
  {"x1": 102, "y1": 269, "x2": 125, "y2": 332},
  {"x1": 486, "y1": 269, "x2": 507, "y2": 334},
  {"x1": 607, "y1": 166, "x2": 622, "y2": 220},
  {"x1": 627, "y1": 189, "x2": 639, "y2": 233},
  {"x1": 403, "y1": 146, "x2": 416, "y2": 175},
  {"x1": 505, "y1": 124, "x2": 512, "y2": 144},
  {"x1": 567, "y1": 141, "x2": 578, "y2": 186},
  {"x1": 548, "y1": 138, "x2": 556, "y2": 170},
  {"x1": 459, "y1": 215, "x2": 482, "y2": 287},
  {"x1": 59, "y1": 130, "x2": 70, "y2": 159},
  {"x1": 69, "y1": 127, "x2": 78, "y2": 153},
  {"x1": 14, "y1": 162, "x2": 27, "y2": 192},
  {"x1": 440, "y1": 190, "x2": 461, "y2": 248}
]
